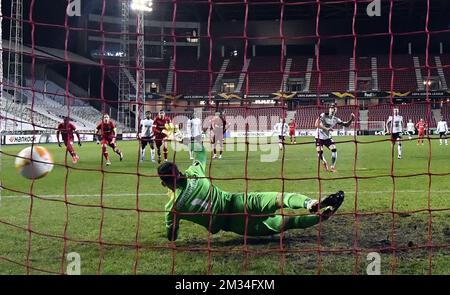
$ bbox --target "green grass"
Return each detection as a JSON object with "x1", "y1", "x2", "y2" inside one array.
[{"x1": 0, "y1": 136, "x2": 449, "y2": 274}]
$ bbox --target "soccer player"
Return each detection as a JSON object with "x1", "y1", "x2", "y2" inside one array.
[
  {"x1": 153, "y1": 110, "x2": 171, "y2": 163},
  {"x1": 436, "y1": 117, "x2": 448, "y2": 146},
  {"x1": 185, "y1": 113, "x2": 203, "y2": 160},
  {"x1": 56, "y1": 117, "x2": 81, "y2": 164},
  {"x1": 385, "y1": 107, "x2": 403, "y2": 159},
  {"x1": 416, "y1": 118, "x2": 427, "y2": 145},
  {"x1": 406, "y1": 119, "x2": 415, "y2": 140},
  {"x1": 210, "y1": 112, "x2": 226, "y2": 159},
  {"x1": 315, "y1": 103, "x2": 355, "y2": 172},
  {"x1": 158, "y1": 144, "x2": 345, "y2": 241},
  {"x1": 96, "y1": 114, "x2": 123, "y2": 166},
  {"x1": 273, "y1": 118, "x2": 289, "y2": 150},
  {"x1": 138, "y1": 111, "x2": 155, "y2": 162},
  {"x1": 288, "y1": 118, "x2": 297, "y2": 144}
]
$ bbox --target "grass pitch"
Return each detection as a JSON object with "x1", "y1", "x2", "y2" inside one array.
[{"x1": 0, "y1": 136, "x2": 449, "y2": 274}]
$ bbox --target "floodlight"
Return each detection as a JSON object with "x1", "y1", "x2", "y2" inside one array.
[{"x1": 131, "y1": 0, "x2": 153, "y2": 12}]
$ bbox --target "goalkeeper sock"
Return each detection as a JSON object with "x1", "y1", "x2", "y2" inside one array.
[{"x1": 283, "y1": 193, "x2": 312, "y2": 209}]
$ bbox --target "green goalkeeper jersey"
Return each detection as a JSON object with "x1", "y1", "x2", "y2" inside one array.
[{"x1": 165, "y1": 147, "x2": 233, "y2": 240}]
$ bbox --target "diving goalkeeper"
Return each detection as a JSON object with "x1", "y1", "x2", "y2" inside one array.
[{"x1": 158, "y1": 144, "x2": 344, "y2": 241}]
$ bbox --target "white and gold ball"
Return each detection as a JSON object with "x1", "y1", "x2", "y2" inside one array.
[{"x1": 15, "y1": 146, "x2": 54, "y2": 180}]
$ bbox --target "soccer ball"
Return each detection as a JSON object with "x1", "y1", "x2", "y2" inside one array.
[{"x1": 15, "y1": 146, "x2": 54, "y2": 180}]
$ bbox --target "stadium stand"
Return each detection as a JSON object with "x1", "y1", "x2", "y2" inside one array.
[
  {"x1": 221, "y1": 107, "x2": 286, "y2": 131},
  {"x1": 377, "y1": 55, "x2": 419, "y2": 92},
  {"x1": 146, "y1": 58, "x2": 171, "y2": 94},
  {"x1": 440, "y1": 53, "x2": 450, "y2": 87},
  {"x1": 247, "y1": 56, "x2": 283, "y2": 94},
  {"x1": 176, "y1": 56, "x2": 215, "y2": 95},
  {"x1": 441, "y1": 103, "x2": 450, "y2": 122}
]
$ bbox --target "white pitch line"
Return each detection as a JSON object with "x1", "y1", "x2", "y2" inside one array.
[{"x1": 1, "y1": 190, "x2": 450, "y2": 199}]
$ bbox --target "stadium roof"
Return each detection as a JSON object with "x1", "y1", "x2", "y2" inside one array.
[
  {"x1": 2, "y1": 41, "x2": 56, "y2": 60},
  {"x1": 34, "y1": 46, "x2": 99, "y2": 66},
  {"x1": 2, "y1": 42, "x2": 98, "y2": 66}
]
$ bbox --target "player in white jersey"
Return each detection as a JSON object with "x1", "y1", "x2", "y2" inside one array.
[
  {"x1": 315, "y1": 103, "x2": 355, "y2": 173},
  {"x1": 273, "y1": 118, "x2": 289, "y2": 150},
  {"x1": 385, "y1": 107, "x2": 403, "y2": 159},
  {"x1": 436, "y1": 117, "x2": 448, "y2": 145},
  {"x1": 406, "y1": 119, "x2": 415, "y2": 140},
  {"x1": 185, "y1": 113, "x2": 203, "y2": 160},
  {"x1": 138, "y1": 111, "x2": 156, "y2": 162}
]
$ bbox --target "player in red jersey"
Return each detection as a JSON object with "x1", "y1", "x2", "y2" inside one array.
[
  {"x1": 57, "y1": 117, "x2": 81, "y2": 164},
  {"x1": 152, "y1": 110, "x2": 171, "y2": 163},
  {"x1": 416, "y1": 118, "x2": 427, "y2": 145},
  {"x1": 288, "y1": 118, "x2": 297, "y2": 144},
  {"x1": 96, "y1": 114, "x2": 123, "y2": 166},
  {"x1": 210, "y1": 112, "x2": 228, "y2": 159}
]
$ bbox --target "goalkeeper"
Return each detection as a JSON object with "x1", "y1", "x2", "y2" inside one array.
[{"x1": 158, "y1": 144, "x2": 344, "y2": 241}]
